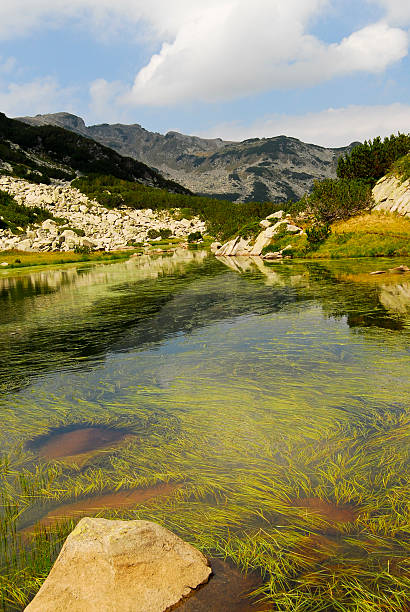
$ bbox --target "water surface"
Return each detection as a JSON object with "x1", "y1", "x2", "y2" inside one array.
[{"x1": 1, "y1": 251, "x2": 409, "y2": 610}]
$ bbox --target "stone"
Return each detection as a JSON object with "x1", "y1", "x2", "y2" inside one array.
[
  {"x1": 0, "y1": 262, "x2": 8, "y2": 266},
  {"x1": 286, "y1": 224, "x2": 303, "y2": 233},
  {"x1": 259, "y1": 219, "x2": 271, "y2": 228},
  {"x1": 263, "y1": 251, "x2": 282, "y2": 260},
  {"x1": 25, "y1": 518, "x2": 211, "y2": 612},
  {"x1": 281, "y1": 244, "x2": 293, "y2": 253},
  {"x1": 210, "y1": 241, "x2": 222, "y2": 253},
  {"x1": 15, "y1": 239, "x2": 34, "y2": 252},
  {"x1": 266, "y1": 210, "x2": 285, "y2": 220},
  {"x1": 81, "y1": 237, "x2": 96, "y2": 249},
  {"x1": 249, "y1": 230, "x2": 271, "y2": 256},
  {"x1": 373, "y1": 175, "x2": 410, "y2": 217},
  {"x1": 232, "y1": 238, "x2": 252, "y2": 256},
  {"x1": 216, "y1": 237, "x2": 239, "y2": 256},
  {"x1": 390, "y1": 265, "x2": 410, "y2": 273},
  {"x1": 42, "y1": 219, "x2": 57, "y2": 231}
]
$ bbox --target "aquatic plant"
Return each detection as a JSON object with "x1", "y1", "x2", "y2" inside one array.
[{"x1": 0, "y1": 255, "x2": 409, "y2": 610}]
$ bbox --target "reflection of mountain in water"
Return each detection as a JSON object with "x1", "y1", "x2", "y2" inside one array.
[
  {"x1": 217, "y1": 257, "x2": 409, "y2": 331},
  {"x1": 0, "y1": 252, "x2": 301, "y2": 393},
  {"x1": 1, "y1": 253, "x2": 409, "y2": 394}
]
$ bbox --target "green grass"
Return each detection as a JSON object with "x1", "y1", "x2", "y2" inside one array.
[
  {"x1": 258, "y1": 213, "x2": 410, "y2": 260},
  {"x1": 0, "y1": 249, "x2": 139, "y2": 270},
  {"x1": 390, "y1": 153, "x2": 410, "y2": 183}
]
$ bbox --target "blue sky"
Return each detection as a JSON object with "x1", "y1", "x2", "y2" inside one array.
[{"x1": 0, "y1": 0, "x2": 409, "y2": 146}]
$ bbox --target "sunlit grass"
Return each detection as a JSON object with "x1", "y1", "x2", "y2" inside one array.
[{"x1": 0, "y1": 249, "x2": 139, "y2": 270}]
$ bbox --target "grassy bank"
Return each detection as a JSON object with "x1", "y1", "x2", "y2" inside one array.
[
  {"x1": 0, "y1": 249, "x2": 139, "y2": 270},
  {"x1": 261, "y1": 212, "x2": 410, "y2": 259}
]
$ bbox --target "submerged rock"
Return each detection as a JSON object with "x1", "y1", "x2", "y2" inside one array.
[{"x1": 25, "y1": 517, "x2": 211, "y2": 612}]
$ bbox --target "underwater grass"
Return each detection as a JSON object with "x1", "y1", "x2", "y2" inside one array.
[{"x1": 0, "y1": 255, "x2": 409, "y2": 610}]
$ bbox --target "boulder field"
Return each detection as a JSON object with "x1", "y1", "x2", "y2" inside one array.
[{"x1": 0, "y1": 176, "x2": 206, "y2": 252}]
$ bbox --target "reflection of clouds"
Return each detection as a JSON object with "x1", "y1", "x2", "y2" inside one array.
[{"x1": 380, "y1": 282, "x2": 410, "y2": 313}]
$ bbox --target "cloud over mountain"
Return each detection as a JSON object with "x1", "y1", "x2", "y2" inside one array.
[{"x1": 0, "y1": 1, "x2": 408, "y2": 108}]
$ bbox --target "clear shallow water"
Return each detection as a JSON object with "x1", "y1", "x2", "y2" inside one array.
[{"x1": 1, "y1": 252, "x2": 409, "y2": 609}]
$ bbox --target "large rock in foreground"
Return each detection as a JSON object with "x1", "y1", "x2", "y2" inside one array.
[{"x1": 25, "y1": 517, "x2": 211, "y2": 612}]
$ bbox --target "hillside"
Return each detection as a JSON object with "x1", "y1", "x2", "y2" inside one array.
[
  {"x1": 0, "y1": 113, "x2": 189, "y2": 193},
  {"x1": 18, "y1": 112, "x2": 356, "y2": 202},
  {"x1": 214, "y1": 150, "x2": 410, "y2": 259}
]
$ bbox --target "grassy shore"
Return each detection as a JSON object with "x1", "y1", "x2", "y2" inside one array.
[
  {"x1": 262, "y1": 212, "x2": 410, "y2": 259},
  {"x1": 313, "y1": 212, "x2": 410, "y2": 259},
  {"x1": 0, "y1": 249, "x2": 141, "y2": 270}
]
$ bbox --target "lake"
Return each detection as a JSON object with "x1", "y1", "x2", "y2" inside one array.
[{"x1": 1, "y1": 251, "x2": 409, "y2": 610}]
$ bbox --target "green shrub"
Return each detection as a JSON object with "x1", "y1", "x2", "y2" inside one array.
[
  {"x1": 308, "y1": 178, "x2": 373, "y2": 224},
  {"x1": 159, "y1": 228, "x2": 172, "y2": 239},
  {"x1": 391, "y1": 153, "x2": 410, "y2": 183},
  {"x1": 74, "y1": 244, "x2": 91, "y2": 254},
  {"x1": 306, "y1": 223, "x2": 331, "y2": 246},
  {"x1": 188, "y1": 231, "x2": 202, "y2": 242},
  {"x1": 0, "y1": 189, "x2": 55, "y2": 233},
  {"x1": 147, "y1": 229, "x2": 161, "y2": 239},
  {"x1": 337, "y1": 133, "x2": 410, "y2": 184},
  {"x1": 237, "y1": 220, "x2": 262, "y2": 239}
]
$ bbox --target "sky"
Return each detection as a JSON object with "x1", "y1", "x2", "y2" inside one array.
[{"x1": 0, "y1": 0, "x2": 409, "y2": 146}]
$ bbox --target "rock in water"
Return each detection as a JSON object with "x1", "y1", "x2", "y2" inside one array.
[{"x1": 25, "y1": 517, "x2": 212, "y2": 612}]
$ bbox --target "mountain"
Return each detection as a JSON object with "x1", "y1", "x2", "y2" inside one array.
[
  {"x1": 18, "y1": 113, "x2": 356, "y2": 202},
  {"x1": 0, "y1": 113, "x2": 189, "y2": 194}
]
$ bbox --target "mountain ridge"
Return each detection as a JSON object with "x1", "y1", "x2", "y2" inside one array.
[
  {"x1": 1, "y1": 112, "x2": 189, "y2": 194},
  {"x1": 18, "y1": 112, "x2": 357, "y2": 202}
]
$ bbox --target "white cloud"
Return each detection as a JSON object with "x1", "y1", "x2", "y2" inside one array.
[
  {"x1": 201, "y1": 103, "x2": 410, "y2": 147},
  {"x1": 124, "y1": 6, "x2": 408, "y2": 106},
  {"x1": 367, "y1": 0, "x2": 410, "y2": 26},
  {"x1": 0, "y1": 77, "x2": 76, "y2": 117},
  {"x1": 89, "y1": 78, "x2": 129, "y2": 123},
  {"x1": 0, "y1": 1, "x2": 407, "y2": 107}
]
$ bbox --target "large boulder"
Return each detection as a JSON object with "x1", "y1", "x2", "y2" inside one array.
[
  {"x1": 25, "y1": 518, "x2": 211, "y2": 612},
  {"x1": 372, "y1": 175, "x2": 410, "y2": 217}
]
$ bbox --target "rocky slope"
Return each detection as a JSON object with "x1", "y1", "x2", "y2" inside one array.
[
  {"x1": 372, "y1": 174, "x2": 410, "y2": 217},
  {"x1": 0, "y1": 176, "x2": 206, "y2": 252},
  {"x1": 19, "y1": 113, "x2": 356, "y2": 203},
  {"x1": 1, "y1": 113, "x2": 189, "y2": 194}
]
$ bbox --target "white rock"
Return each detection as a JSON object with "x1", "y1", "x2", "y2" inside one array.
[
  {"x1": 286, "y1": 224, "x2": 303, "y2": 233},
  {"x1": 25, "y1": 518, "x2": 211, "y2": 612},
  {"x1": 266, "y1": 210, "x2": 285, "y2": 220},
  {"x1": 15, "y1": 239, "x2": 34, "y2": 252}
]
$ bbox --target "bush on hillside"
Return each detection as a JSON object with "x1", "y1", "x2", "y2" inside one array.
[
  {"x1": 0, "y1": 190, "x2": 55, "y2": 233},
  {"x1": 337, "y1": 133, "x2": 410, "y2": 184},
  {"x1": 306, "y1": 223, "x2": 331, "y2": 246},
  {"x1": 308, "y1": 178, "x2": 373, "y2": 224}
]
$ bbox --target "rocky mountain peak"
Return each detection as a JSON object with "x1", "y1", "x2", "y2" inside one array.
[{"x1": 18, "y1": 112, "x2": 356, "y2": 203}]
